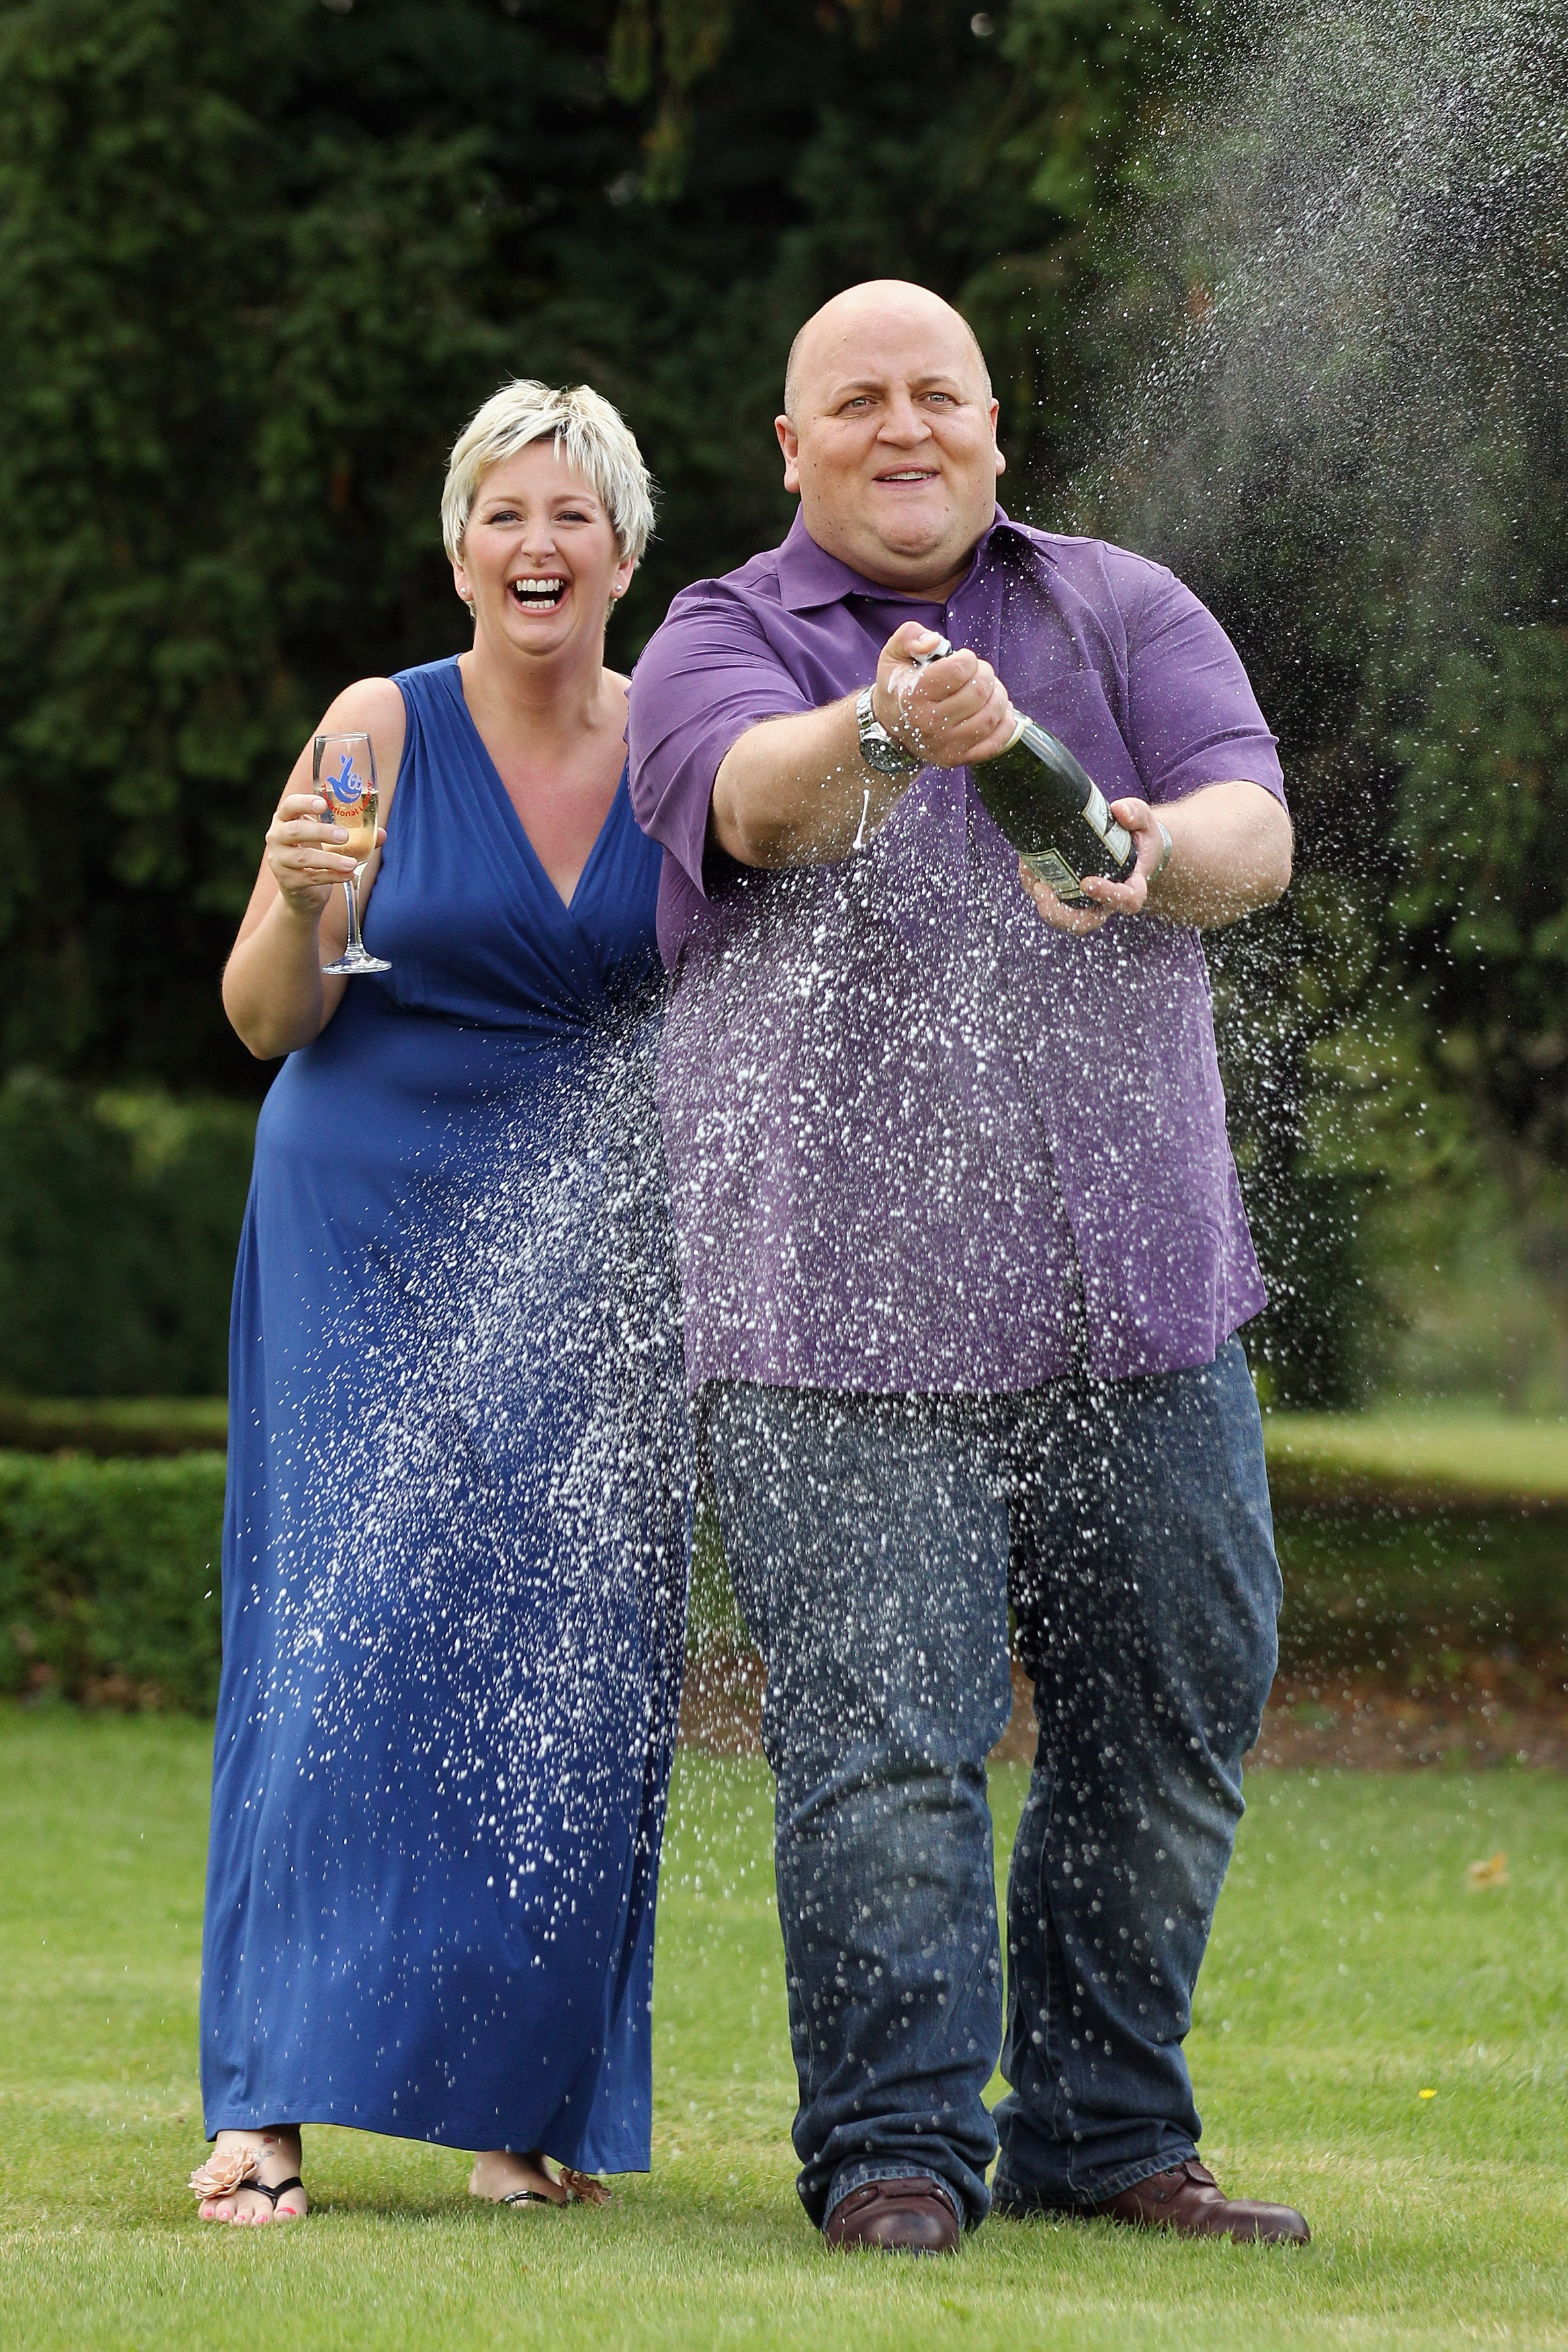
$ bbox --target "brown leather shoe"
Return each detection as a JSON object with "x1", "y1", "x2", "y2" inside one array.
[
  {"x1": 1090, "y1": 2158, "x2": 1309, "y2": 2244},
  {"x1": 824, "y1": 2178, "x2": 961, "y2": 2255}
]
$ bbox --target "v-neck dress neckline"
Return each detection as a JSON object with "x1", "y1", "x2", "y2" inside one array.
[
  {"x1": 442, "y1": 657, "x2": 629, "y2": 922},
  {"x1": 361, "y1": 657, "x2": 663, "y2": 1042}
]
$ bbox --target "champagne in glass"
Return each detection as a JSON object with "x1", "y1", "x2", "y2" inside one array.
[{"x1": 315, "y1": 731, "x2": 391, "y2": 976}]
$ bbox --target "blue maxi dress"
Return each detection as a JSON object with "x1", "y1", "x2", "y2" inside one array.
[{"x1": 201, "y1": 657, "x2": 691, "y2": 2168}]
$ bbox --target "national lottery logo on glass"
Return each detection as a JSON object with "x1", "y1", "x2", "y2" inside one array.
[{"x1": 314, "y1": 731, "x2": 391, "y2": 976}]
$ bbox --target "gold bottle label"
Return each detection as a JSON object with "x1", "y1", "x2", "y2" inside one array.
[{"x1": 1022, "y1": 847, "x2": 1086, "y2": 898}]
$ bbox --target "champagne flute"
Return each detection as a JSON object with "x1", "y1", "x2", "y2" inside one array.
[{"x1": 315, "y1": 732, "x2": 391, "y2": 976}]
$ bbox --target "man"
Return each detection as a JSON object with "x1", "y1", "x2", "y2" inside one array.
[{"x1": 628, "y1": 280, "x2": 1307, "y2": 2255}]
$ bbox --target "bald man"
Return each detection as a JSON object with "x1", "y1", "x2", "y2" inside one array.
[{"x1": 628, "y1": 281, "x2": 1307, "y2": 2255}]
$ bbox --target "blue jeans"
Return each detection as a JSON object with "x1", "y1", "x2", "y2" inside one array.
[{"x1": 702, "y1": 1339, "x2": 1280, "y2": 2229}]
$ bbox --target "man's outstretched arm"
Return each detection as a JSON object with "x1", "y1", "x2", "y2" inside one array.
[{"x1": 711, "y1": 622, "x2": 1014, "y2": 868}]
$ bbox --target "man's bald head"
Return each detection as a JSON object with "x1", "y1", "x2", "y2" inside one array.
[
  {"x1": 783, "y1": 280, "x2": 992, "y2": 421},
  {"x1": 774, "y1": 278, "x2": 1004, "y2": 595}
]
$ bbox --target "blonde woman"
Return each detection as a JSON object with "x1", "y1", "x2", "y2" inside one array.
[{"x1": 189, "y1": 384, "x2": 690, "y2": 2222}]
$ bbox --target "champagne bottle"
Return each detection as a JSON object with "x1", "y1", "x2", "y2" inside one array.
[{"x1": 914, "y1": 635, "x2": 1137, "y2": 902}]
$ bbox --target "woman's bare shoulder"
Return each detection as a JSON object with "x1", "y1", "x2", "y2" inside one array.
[
  {"x1": 316, "y1": 675, "x2": 408, "y2": 736},
  {"x1": 314, "y1": 677, "x2": 408, "y2": 796}
]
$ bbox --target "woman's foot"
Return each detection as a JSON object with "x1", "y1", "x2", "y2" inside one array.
[
  {"x1": 191, "y1": 2128, "x2": 307, "y2": 2224},
  {"x1": 468, "y1": 2149, "x2": 610, "y2": 2208}
]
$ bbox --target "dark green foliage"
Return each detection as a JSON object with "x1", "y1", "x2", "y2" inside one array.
[
  {"x1": 0, "y1": 1077, "x2": 255, "y2": 1395},
  {"x1": 1207, "y1": 890, "x2": 1386, "y2": 1407},
  {"x1": 1395, "y1": 624, "x2": 1568, "y2": 1166},
  {"x1": 1238, "y1": 1169, "x2": 1373, "y2": 1411},
  {"x1": 0, "y1": 1449, "x2": 225, "y2": 1708},
  {"x1": 1272, "y1": 1498, "x2": 1568, "y2": 1690},
  {"x1": 1068, "y1": 3, "x2": 1568, "y2": 1386},
  {"x1": 0, "y1": 0, "x2": 1174, "y2": 1094}
]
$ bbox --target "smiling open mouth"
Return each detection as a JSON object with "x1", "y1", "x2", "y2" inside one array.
[
  {"x1": 875, "y1": 469, "x2": 939, "y2": 485},
  {"x1": 508, "y1": 575, "x2": 567, "y2": 609}
]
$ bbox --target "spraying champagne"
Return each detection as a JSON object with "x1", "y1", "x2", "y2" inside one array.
[{"x1": 913, "y1": 635, "x2": 1138, "y2": 903}]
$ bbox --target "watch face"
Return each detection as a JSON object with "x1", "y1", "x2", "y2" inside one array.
[{"x1": 857, "y1": 697, "x2": 918, "y2": 774}]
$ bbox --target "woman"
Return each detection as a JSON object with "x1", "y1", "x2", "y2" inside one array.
[{"x1": 189, "y1": 382, "x2": 690, "y2": 2223}]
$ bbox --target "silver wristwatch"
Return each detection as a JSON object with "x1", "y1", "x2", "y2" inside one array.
[{"x1": 855, "y1": 686, "x2": 923, "y2": 778}]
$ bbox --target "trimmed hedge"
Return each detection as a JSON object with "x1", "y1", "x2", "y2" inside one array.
[
  {"x1": 3, "y1": 1444, "x2": 1565, "y2": 1719},
  {"x1": 0, "y1": 1395, "x2": 229, "y2": 1456},
  {"x1": 0, "y1": 1451, "x2": 224, "y2": 1712},
  {"x1": 0, "y1": 1078, "x2": 255, "y2": 1397},
  {"x1": 1266, "y1": 1432, "x2": 1568, "y2": 1685},
  {"x1": 1274, "y1": 1497, "x2": 1568, "y2": 1685},
  {"x1": 0, "y1": 1455, "x2": 743, "y2": 1714}
]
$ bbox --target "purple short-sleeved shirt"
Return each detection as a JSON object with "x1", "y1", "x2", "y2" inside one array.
[{"x1": 627, "y1": 505, "x2": 1284, "y2": 1396}]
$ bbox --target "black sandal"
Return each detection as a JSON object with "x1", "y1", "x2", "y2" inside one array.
[{"x1": 249, "y1": 2175, "x2": 306, "y2": 2212}]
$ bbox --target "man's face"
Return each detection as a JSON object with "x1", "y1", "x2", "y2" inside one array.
[{"x1": 777, "y1": 300, "x2": 1004, "y2": 597}]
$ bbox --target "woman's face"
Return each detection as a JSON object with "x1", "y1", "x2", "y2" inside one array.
[{"x1": 453, "y1": 441, "x2": 634, "y2": 659}]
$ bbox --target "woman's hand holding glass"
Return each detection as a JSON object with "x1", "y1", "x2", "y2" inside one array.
[
  {"x1": 264, "y1": 790, "x2": 382, "y2": 919},
  {"x1": 266, "y1": 729, "x2": 390, "y2": 975}
]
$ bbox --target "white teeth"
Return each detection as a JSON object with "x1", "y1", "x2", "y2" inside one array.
[{"x1": 509, "y1": 577, "x2": 566, "y2": 599}]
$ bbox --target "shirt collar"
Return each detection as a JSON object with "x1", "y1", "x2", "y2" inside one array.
[{"x1": 774, "y1": 501, "x2": 1036, "y2": 614}]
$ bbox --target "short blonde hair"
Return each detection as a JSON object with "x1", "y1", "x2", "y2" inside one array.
[{"x1": 441, "y1": 380, "x2": 655, "y2": 566}]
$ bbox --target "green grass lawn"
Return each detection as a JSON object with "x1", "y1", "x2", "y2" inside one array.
[
  {"x1": 1, "y1": 1714, "x2": 1565, "y2": 2350},
  {"x1": 1263, "y1": 1404, "x2": 1568, "y2": 1499}
]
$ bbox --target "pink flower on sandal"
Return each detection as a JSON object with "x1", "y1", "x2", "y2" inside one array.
[
  {"x1": 558, "y1": 2167, "x2": 611, "y2": 2206},
  {"x1": 189, "y1": 2146, "x2": 261, "y2": 2201}
]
